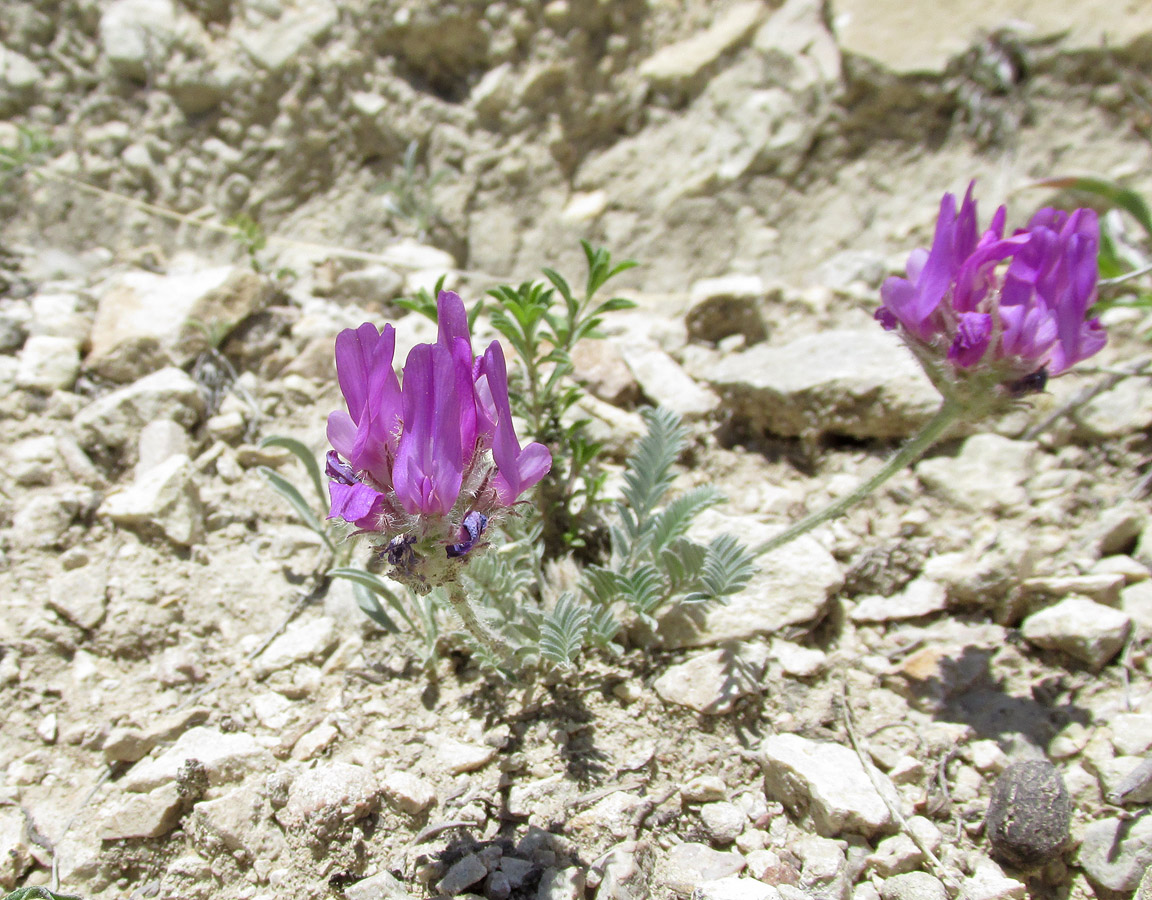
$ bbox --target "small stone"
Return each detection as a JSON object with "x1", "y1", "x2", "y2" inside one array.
[
  {"x1": 760, "y1": 733, "x2": 896, "y2": 837},
  {"x1": 1111, "y1": 714, "x2": 1152, "y2": 756},
  {"x1": 437, "y1": 854, "x2": 488, "y2": 896},
  {"x1": 700, "y1": 801, "x2": 746, "y2": 846},
  {"x1": 99, "y1": 453, "x2": 204, "y2": 546},
  {"x1": 48, "y1": 565, "x2": 108, "y2": 630},
  {"x1": 16, "y1": 334, "x2": 81, "y2": 392},
  {"x1": 703, "y1": 329, "x2": 938, "y2": 440},
  {"x1": 569, "y1": 791, "x2": 645, "y2": 840},
  {"x1": 985, "y1": 761, "x2": 1070, "y2": 870},
  {"x1": 1103, "y1": 756, "x2": 1152, "y2": 805},
  {"x1": 880, "y1": 872, "x2": 948, "y2": 900},
  {"x1": 279, "y1": 762, "x2": 379, "y2": 838},
  {"x1": 36, "y1": 712, "x2": 58, "y2": 743},
  {"x1": 0, "y1": 807, "x2": 32, "y2": 889},
  {"x1": 1078, "y1": 815, "x2": 1152, "y2": 892},
  {"x1": 291, "y1": 722, "x2": 339, "y2": 761},
  {"x1": 654, "y1": 644, "x2": 765, "y2": 714},
  {"x1": 966, "y1": 740, "x2": 1008, "y2": 774},
  {"x1": 686, "y1": 275, "x2": 768, "y2": 345},
  {"x1": 437, "y1": 736, "x2": 498, "y2": 774},
  {"x1": 99, "y1": 782, "x2": 183, "y2": 839},
  {"x1": 621, "y1": 342, "x2": 720, "y2": 420},
  {"x1": 122, "y1": 726, "x2": 273, "y2": 792},
  {"x1": 639, "y1": 1, "x2": 766, "y2": 91},
  {"x1": 136, "y1": 419, "x2": 190, "y2": 475},
  {"x1": 381, "y1": 771, "x2": 436, "y2": 815},
  {"x1": 682, "y1": 775, "x2": 728, "y2": 803},
  {"x1": 769, "y1": 640, "x2": 826, "y2": 677},
  {"x1": 851, "y1": 578, "x2": 948, "y2": 623},
  {"x1": 343, "y1": 870, "x2": 416, "y2": 900},
  {"x1": 254, "y1": 616, "x2": 338, "y2": 677},
  {"x1": 957, "y1": 860, "x2": 1027, "y2": 900},
  {"x1": 916, "y1": 435, "x2": 1036, "y2": 513},
  {"x1": 75, "y1": 367, "x2": 204, "y2": 464},
  {"x1": 659, "y1": 843, "x2": 746, "y2": 896},
  {"x1": 536, "y1": 866, "x2": 585, "y2": 900},
  {"x1": 1020, "y1": 597, "x2": 1131, "y2": 669},
  {"x1": 868, "y1": 833, "x2": 923, "y2": 877},
  {"x1": 691, "y1": 875, "x2": 780, "y2": 900},
  {"x1": 189, "y1": 785, "x2": 282, "y2": 859},
  {"x1": 103, "y1": 727, "x2": 156, "y2": 763}
]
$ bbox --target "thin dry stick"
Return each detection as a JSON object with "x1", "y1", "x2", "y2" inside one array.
[{"x1": 839, "y1": 679, "x2": 962, "y2": 894}]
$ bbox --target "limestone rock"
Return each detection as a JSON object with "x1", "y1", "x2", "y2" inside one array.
[
  {"x1": 686, "y1": 275, "x2": 768, "y2": 345},
  {"x1": 123, "y1": 726, "x2": 273, "y2": 792},
  {"x1": 100, "y1": 783, "x2": 183, "y2": 839},
  {"x1": 621, "y1": 342, "x2": 720, "y2": 420},
  {"x1": 1020, "y1": 597, "x2": 1131, "y2": 670},
  {"x1": 88, "y1": 266, "x2": 273, "y2": 381},
  {"x1": 344, "y1": 870, "x2": 417, "y2": 900},
  {"x1": 659, "y1": 511, "x2": 843, "y2": 648},
  {"x1": 47, "y1": 563, "x2": 108, "y2": 630},
  {"x1": 833, "y1": 0, "x2": 1152, "y2": 75},
  {"x1": 851, "y1": 577, "x2": 948, "y2": 623},
  {"x1": 74, "y1": 367, "x2": 205, "y2": 464},
  {"x1": 691, "y1": 876, "x2": 780, "y2": 900},
  {"x1": 0, "y1": 807, "x2": 32, "y2": 890},
  {"x1": 654, "y1": 644, "x2": 767, "y2": 715},
  {"x1": 760, "y1": 733, "x2": 896, "y2": 837},
  {"x1": 658, "y1": 842, "x2": 746, "y2": 896},
  {"x1": 1078, "y1": 815, "x2": 1152, "y2": 892},
  {"x1": 881, "y1": 872, "x2": 948, "y2": 900},
  {"x1": 701, "y1": 329, "x2": 938, "y2": 440},
  {"x1": 640, "y1": 2, "x2": 767, "y2": 92},
  {"x1": 436, "y1": 736, "x2": 498, "y2": 774},
  {"x1": 237, "y1": 2, "x2": 339, "y2": 73},
  {"x1": 16, "y1": 334, "x2": 81, "y2": 392},
  {"x1": 381, "y1": 771, "x2": 436, "y2": 815},
  {"x1": 916, "y1": 435, "x2": 1037, "y2": 513},
  {"x1": 189, "y1": 786, "x2": 285, "y2": 859},
  {"x1": 254, "y1": 615, "x2": 338, "y2": 677},
  {"x1": 99, "y1": 0, "x2": 204, "y2": 80},
  {"x1": 278, "y1": 762, "x2": 379, "y2": 839},
  {"x1": 99, "y1": 453, "x2": 205, "y2": 546}
]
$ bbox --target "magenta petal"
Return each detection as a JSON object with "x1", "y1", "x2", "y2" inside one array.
[
  {"x1": 328, "y1": 481, "x2": 384, "y2": 524},
  {"x1": 334, "y1": 323, "x2": 387, "y2": 423},
  {"x1": 515, "y1": 442, "x2": 552, "y2": 490},
  {"x1": 327, "y1": 410, "x2": 357, "y2": 459},
  {"x1": 947, "y1": 312, "x2": 993, "y2": 368}
]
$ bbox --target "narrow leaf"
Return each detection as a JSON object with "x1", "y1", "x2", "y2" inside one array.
[
  {"x1": 259, "y1": 467, "x2": 334, "y2": 550},
  {"x1": 261, "y1": 435, "x2": 327, "y2": 510},
  {"x1": 328, "y1": 566, "x2": 418, "y2": 632}
]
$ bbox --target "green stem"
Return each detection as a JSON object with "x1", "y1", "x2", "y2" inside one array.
[
  {"x1": 445, "y1": 580, "x2": 515, "y2": 665},
  {"x1": 755, "y1": 399, "x2": 966, "y2": 558}
]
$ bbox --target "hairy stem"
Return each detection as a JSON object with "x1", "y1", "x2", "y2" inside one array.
[
  {"x1": 755, "y1": 399, "x2": 966, "y2": 558},
  {"x1": 445, "y1": 580, "x2": 515, "y2": 665}
]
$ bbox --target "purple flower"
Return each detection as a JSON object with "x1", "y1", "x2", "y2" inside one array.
[
  {"x1": 324, "y1": 291, "x2": 552, "y2": 571},
  {"x1": 877, "y1": 183, "x2": 1106, "y2": 392}
]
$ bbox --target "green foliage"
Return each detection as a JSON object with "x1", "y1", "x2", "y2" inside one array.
[
  {"x1": 478, "y1": 241, "x2": 637, "y2": 557},
  {"x1": 3, "y1": 890, "x2": 83, "y2": 900},
  {"x1": 378, "y1": 139, "x2": 450, "y2": 240},
  {"x1": 579, "y1": 408, "x2": 757, "y2": 633},
  {"x1": 0, "y1": 125, "x2": 53, "y2": 177}
]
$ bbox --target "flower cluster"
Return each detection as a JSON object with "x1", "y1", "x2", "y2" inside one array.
[
  {"x1": 876, "y1": 183, "x2": 1106, "y2": 399},
  {"x1": 326, "y1": 291, "x2": 551, "y2": 590}
]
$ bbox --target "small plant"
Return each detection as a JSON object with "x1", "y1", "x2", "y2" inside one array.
[
  {"x1": 399, "y1": 243, "x2": 637, "y2": 557},
  {"x1": 378, "y1": 139, "x2": 450, "y2": 241},
  {"x1": 0, "y1": 125, "x2": 53, "y2": 178}
]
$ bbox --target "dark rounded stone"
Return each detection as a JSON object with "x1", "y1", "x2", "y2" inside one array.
[{"x1": 985, "y1": 759, "x2": 1071, "y2": 870}]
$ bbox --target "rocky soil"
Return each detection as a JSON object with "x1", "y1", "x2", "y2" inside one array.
[{"x1": 3, "y1": 1, "x2": 1152, "y2": 899}]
